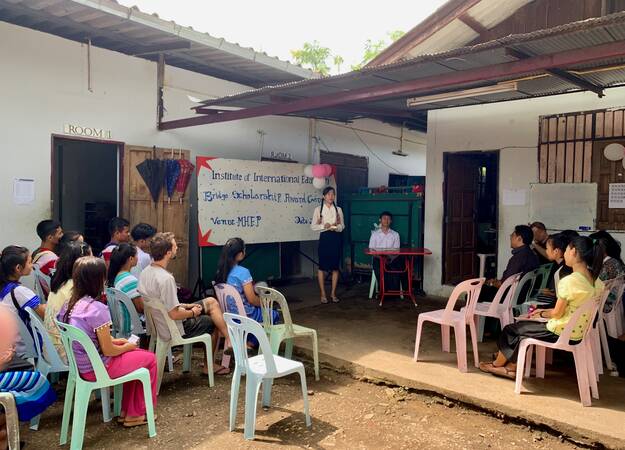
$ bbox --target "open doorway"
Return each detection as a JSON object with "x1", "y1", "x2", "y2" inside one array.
[
  {"x1": 52, "y1": 136, "x2": 122, "y2": 255},
  {"x1": 443, "y1": 152, "x2": 498, "y2": 285}
]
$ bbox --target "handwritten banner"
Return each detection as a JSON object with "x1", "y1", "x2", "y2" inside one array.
[{"x1": 196, "y1": 157, "x2": 335, "y2": 246}]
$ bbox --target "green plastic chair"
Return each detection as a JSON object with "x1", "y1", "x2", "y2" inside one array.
[
  {"x1": 256, "y1": 286, "x2": 319, "y2": 381},
  {"x1": 534, "y1": 263, "x2": 554, "y2": 292},
  {"x1": 142, "y1": 297, "x2": 214, "y2": 393},
  {"x1": 54, "y1": 319, "x2": 156, "y2": 449}
]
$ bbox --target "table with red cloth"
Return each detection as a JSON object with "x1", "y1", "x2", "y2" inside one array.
[{"x1": 364, "y1": 247, "x2": 432, "y2": 306}]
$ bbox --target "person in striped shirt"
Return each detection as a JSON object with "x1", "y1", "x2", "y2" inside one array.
[
  {"x1": 101, "y1": 217, "x2": 130, "y2": 265},
  {"x1": 107, "y1": 243, "x2": 144, "y2": 336},
  {"x1": 32, "y1": 219, "x2": 63, "y2": 277}
]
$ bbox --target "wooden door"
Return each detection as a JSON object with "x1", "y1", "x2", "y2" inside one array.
[
  {"x1": 443, "y1": 154, "x2": 480, "y2": 284},
  {"x1": 123, "y1": 146, "x2": 191, "y2": 287},
  {"x1": 592, "y1": 138, "x2": 625, "y2": 230}
]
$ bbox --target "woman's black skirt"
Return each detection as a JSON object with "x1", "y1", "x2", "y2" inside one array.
[
  {"x1": 498, "y1": 321, "x2": 560, "y2": 361},
  {"x1": 318, "y1": 230, "x2": 342, "y2": 271}
]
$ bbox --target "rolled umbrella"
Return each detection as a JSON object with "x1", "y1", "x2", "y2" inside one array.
[
  {"x1": 175, "y1": 159, "x2": 195, "y2": 203},
  {"x1": 165, "y1": 159, "x2": 181, "y2": 203},
  {"x1": 136, "y1": 158, "x2": 166, "y2": 205}
]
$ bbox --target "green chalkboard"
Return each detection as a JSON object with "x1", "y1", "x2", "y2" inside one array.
[{"x1": 201, "y1": 243, "x2": 281, "y2": 284}]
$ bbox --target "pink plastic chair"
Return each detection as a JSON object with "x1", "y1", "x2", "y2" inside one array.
[
  {"x1": 463, "y1": 273, "x2": 521, "y2": 342},
  {"x1": 414, "y1": 278, "x2": 485, "y2": 372},
  {"x1": 213, "y1": 283, "x2": 247, "y2": 368},
  {"x1": 514, "y1": 295, "x2": 602, "y2": 406}
]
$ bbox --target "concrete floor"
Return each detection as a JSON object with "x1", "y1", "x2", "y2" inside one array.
[{"x1": 277, "y1": 280, "x2": 625, "y2": 448}]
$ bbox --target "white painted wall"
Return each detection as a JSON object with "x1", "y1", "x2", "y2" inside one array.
[
  {"x1": 0, "y1": 21, "x2": 426, "y2": 285},
  {"x1": 425, "y1": 87, "x2": 625, "y2": 297}
]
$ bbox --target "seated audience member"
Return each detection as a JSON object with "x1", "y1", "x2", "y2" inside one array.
[
  {"x1": 590, "y1": 230, "x2": 625, "y2": 313},
  {"x1": 108, "y1": 243, "x2": 145, "y2": 329},
  {"x1": 530, "y1": 221, "x2": 550, "y2": 264},
  {"x1": 59, "y1": 257, "x2": 156, "y2": 427},
  {"x1": 479, "y1": 236, "x2": 604, "y2": 378},
  {"x1": 534, "y1": 233, "x2": 573, "y2": 307},
  {"x1": 214, "y1": 237, "x2": 280, "y2": 329},
  {"x1": 0, "y1": 246, "x2": 46, "y2": 360},
  {"x1": 101, "y1": 217, "x2": 131, "y2": 263},
  {"x1": 130, "y1": 223, "x2": 157, "y2": 277},
  {"x1": 481, "y1": 225, "x2": 539, "y2": 298},
  {"x1": 138, "y1": 233, "x2": 230, "y2": 375},
  {"x1": 0, "y1": 305, "x2": 56, "y2": 444},
  {"x1": 368, "y1": 211, "x2": 407, "y2": 292},
  {"x1": 32, "y1": 219, "x2": 63, "y2": 277},
  {"x1": 560, "y1": 229, "x2": 580, "y2": 239},
  {"x1": 45, "y1": 241, "x2": 92, "y2": 360},
  {"x1": 57, "y1": 230, "x2": 84, "y2": 255}
]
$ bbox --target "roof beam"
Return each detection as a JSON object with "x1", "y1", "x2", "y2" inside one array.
[
  {"x1": 159, "y1": 39, "x2": 625, "y2": 130},
  {"x1": 505, "y1": 48, "x2": 605, "y2": 97},
  {"x1": 458, "y1": 13, "x2": 488, "y2": 35},
  {"x1": 132, "y1": 41, "x2": 192, "y2": 56}
]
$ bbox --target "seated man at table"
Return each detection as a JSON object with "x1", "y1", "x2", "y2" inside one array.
[
  {"x1": 369, "y1": 211, "x2": 407, "y2": 293},
  {"x1": 480, "y1": 224, "x2": 539, "y2": 302}
]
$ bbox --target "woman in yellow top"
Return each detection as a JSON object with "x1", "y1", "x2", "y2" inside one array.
[{"x1": 480, "y1": 236, "x2": 604, "y2": 379}]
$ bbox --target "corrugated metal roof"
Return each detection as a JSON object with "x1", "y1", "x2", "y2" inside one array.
[
  {"x1": 186, "y1": 11, "x2": 625, "y2": 131},
  {"x1": 0, "y1": 0, "x2": 315, "y2": 87}
]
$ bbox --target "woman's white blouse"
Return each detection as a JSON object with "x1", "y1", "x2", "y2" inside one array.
[{"x1": 310, "y1": 204, "x2": 345, "y2": 232}]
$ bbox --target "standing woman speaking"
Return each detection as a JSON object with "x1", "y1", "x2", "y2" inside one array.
[{"x1": 311, "y1": 186, "x2": 344, "y2": 304}]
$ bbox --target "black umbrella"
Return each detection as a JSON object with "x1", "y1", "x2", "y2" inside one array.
[{"x1": 136, "y1": 157, "x2": 166, "y2": 204}]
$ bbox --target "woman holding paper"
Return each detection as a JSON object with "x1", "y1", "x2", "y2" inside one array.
[{"x1": 311, "y1": 187, "x2": 344, "y2": 304}]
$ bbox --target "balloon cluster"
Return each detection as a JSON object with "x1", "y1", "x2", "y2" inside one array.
[
  {"x1": 604, "y1": 143, "x2": 625, "y2": 167},
  {"x1": 304, "y1": 163, "x2": 334, "y2": 189}
]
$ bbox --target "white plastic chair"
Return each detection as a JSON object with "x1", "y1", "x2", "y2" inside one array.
[
  {"x1": 32, "y1": 267, "x2": 51, "y2": 302},
  {"x1": 224, "y1": 313, "x2": 311, "y2": 440},
  {"x1": 0, "y1": 393, "x2": 20, "y2": 450},
  {"x1": 414, "y1": 278, "x2": 485, "y2": 372},
  {"x1": 462, "y1": 273, "x2": 521, "y2": 342},
  {"x1": 256, "y1": 286, "x2": 320, "y2": 381},
  {"x1": 25, "y1": 308, "x2": 113, "y2": 428},
  {"x1": 514, "y1": 295, "x2": 602, "y2": 406},
  {"x1": 213, "y1": 283, "x2": 247, "y2": 369},
  {"x1": 598, "y1": 277, "x2": 625, "y2": 374},
  {"x1": 143, "y1": 297, "x2": 214, "y2": 393}
]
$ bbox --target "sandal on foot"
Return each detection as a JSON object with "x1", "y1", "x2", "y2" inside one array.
[
  {"x1": 320, "y1": 297, "x2": 329, "y2": 304},
  {"x1": 123, "y1": 414, "x2": 157, "y2": 427},
  {"x1": 331, "y1": 296, "x2": 340, "y2": 303},
  {"x1": 479, "y1": 362, "x2": 516, "y2": 379},
  {"x1": 213, "y1": 366, "x2": 231, "y2": 376}
]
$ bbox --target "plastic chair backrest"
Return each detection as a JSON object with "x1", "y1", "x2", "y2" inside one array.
[
  {"x1": 489, "y1": 273, "x2": 522, "y2": 314},
  {"x1": 555, "y1": 294, "x2": 601, "y2": 345},
  {"x1": 256, "y1": 286, "x2": 289, "y2": 331},
  {"x1": 511, "y1": 269, "x2": 539, "y2": 306},
  {"x1": 536, "y1": 263, "x2": 554, "y2": 291},
  {"x1": 105, "y1": 288, "x2": 122, "y2": 337},
  {"x1": 213, "y1": 283, "x2": 246, "y2": 316},
  {"x1": 54, "y1": 319, "x2": 111, "y2": 382},
  {"x1": 25, "y1": 307, "x2": 67, "y2": 372},
  {"x1": 142, "y1": 296, "x2": 183, "y2": 342},
  {"x1": 554, "y1": 266, "x2": 563, "y2": 296},
  {"x1": 106, "y1": 288, "x2": 144, "y2": 337},
  {"x1": 600, "y1": 276, "x2": 625, "y2": 317},
  {"x1": 442, "y1": 278, "x2": 484, "y2": 321},
  {"x1": 33, "y1": 267, "x2": 50, "y2": 301},
  {"x1": 16, "y1": 311, "x2": 37, "y2": 360},
  {"x1": 223, "y1": 313, "x2": 277, "y2": 375}
]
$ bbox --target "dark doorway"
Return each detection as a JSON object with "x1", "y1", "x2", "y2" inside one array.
[
  {"x1": 52, "y1": 137, "x2": 121, "y2": 255},
  {"x1": 320, "y1": 150, "x2": 368, "y2": 207},
  {"x1": 443, "y1": 152, "x2": 498, "y2": 285}
]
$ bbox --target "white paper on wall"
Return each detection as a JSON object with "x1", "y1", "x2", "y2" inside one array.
[{"x1": 13, "y1": 178, "x2": 35, "y2": 205}]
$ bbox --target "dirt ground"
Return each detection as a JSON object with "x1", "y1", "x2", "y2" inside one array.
[{"x1": 22, "y1": 355, "x2": 585, "y2": 450}]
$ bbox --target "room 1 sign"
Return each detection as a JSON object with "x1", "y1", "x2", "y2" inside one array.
[{"x1": 63, "y1": 124, "x2": 112, "y2": 139}]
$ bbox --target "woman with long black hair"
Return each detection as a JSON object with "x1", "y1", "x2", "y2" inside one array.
[
  {"x1": 310, "y1": 186, "x2": 344, "y2": 304},
  {"x1": 479, "y1": 236, "x2": 605, "y2": 378}
]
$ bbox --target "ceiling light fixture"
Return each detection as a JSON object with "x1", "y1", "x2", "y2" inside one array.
[{"x1": 407, "y1": 81, "x2": 518, "y2": 107}]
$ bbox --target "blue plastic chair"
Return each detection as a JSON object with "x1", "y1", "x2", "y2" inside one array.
[
  {"x1": 224, "y1": 313, "x2": 311, "y2": 440},
  {"x1": 55, "y1": 319, "x2": 156, "y2": 449}
]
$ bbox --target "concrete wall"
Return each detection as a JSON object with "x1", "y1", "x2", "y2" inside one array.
[
  {"x1": 0, "y1": 21, "x2": 426, "y2": 285},
  {"x1": 425, "y1": 87, "x2": 625, "y2": 297}
]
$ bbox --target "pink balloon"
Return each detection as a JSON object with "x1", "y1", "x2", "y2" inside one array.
[
  {"x1": 321, "y1": 164, "x2": 333, "y2": 177},
  {"x1": 312, "y1": 164, "x2": 325, "y2": 178}
]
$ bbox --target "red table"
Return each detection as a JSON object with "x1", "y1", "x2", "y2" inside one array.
[{"x1": 364, "y1": 247, "x2": 432, "y2": 306}]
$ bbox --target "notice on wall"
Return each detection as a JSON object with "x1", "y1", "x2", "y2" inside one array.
[
  {"x1": 196, "y1": 157, "x2": 335, "y2": 246},
  {"x1": 609, "y1": 183, "x2": 625, "y2": 209},
  {"x1": 13, "y1": 178, "x2": 35, "y2": 205},
  {"x1": 502, "y1": 188, "x2": 527, "y2": 206}
]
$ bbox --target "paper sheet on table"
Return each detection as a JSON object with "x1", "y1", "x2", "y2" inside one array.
[
  {"x1": 13, "y1": 178, "x2": 35, "y2": 205},
  {"x1": 502, "y1": 188, "x2": 527, "y2": 206}
]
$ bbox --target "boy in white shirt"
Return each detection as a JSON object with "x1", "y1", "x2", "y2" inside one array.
[{"x1": 368, "y1": 211, "x2": 405, "y2": 293}]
